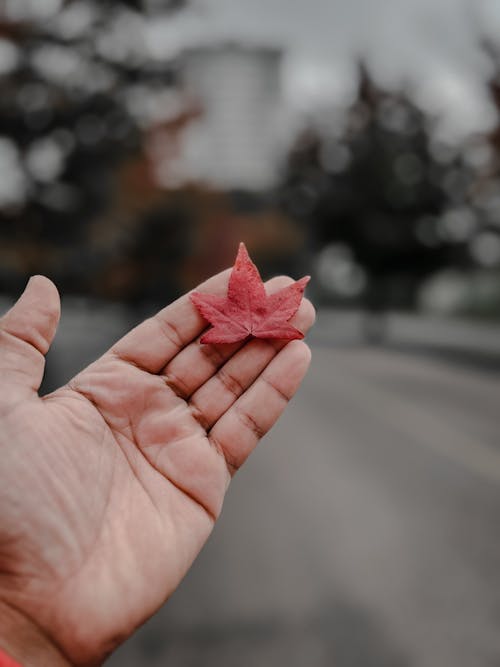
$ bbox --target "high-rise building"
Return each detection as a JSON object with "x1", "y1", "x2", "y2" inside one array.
[{"x1": 174, "y1": 43, "x2": 284, "y2": 191}]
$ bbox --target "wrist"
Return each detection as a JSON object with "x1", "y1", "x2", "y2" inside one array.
[{"x1": 0, "y1": 600, "x2": 72, "y2": 667}]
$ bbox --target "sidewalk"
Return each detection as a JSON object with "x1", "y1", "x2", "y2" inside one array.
[{"x1": 310, "y1": 309, "x2": 500, "y2": 363}]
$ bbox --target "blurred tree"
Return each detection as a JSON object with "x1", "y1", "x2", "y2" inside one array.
[
  {"x1": 281, "y1": 66, "x2": 480, "y2": 318},
  {"x1": 0, "y1": 0, "x2": 186, "y2": 293}
]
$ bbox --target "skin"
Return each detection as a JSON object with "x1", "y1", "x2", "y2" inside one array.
[{"x1": 0, "y1": 271, "x2": 315, "y2": 666}]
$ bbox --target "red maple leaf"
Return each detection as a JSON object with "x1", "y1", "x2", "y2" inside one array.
[{"x1": 190, "y1": 242, "x2": 310, "y2": 344}]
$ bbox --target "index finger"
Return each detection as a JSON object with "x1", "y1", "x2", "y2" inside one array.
[{"x1": 109, "y1": 268, "x2": 232, "y2": 373}]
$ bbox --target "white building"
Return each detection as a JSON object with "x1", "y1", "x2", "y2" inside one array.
[{"x1": 173, "y1": 43, "x2": 285, "y2": 191}]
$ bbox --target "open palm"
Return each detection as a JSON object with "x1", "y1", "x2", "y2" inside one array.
[{"x1": 0, "y1": 272, "x2": 314, "y2": 666}]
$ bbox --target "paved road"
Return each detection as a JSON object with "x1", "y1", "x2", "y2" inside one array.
[
  {"x1": 3, "y1": 296, "x2": 499, "y2": 666},
  {"x1": 106, "y1": 321, "x2": 500, "y2": 666}
]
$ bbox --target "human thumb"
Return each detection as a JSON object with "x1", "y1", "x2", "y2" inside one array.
[{"x1": 0, "y1": 275, "x2": 61, "y2": 396}]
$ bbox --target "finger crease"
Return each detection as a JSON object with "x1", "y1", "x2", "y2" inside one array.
[
  {"x1": 189, "y1": 401, "x2": 211, "y2": 432},
  {"x1": 235, "y1": 406, "x2": 266, "y2": 440},
  {"x1": 164, "y1": 371, "x2": 191, "y2": 399},
  {"x1": 108, "y1": 350, "x2": 142, "y2": 370},
  {"x1": 209, "y1": 434, "x2": 240, "y2": 475},
  {"x1": 0, "y1": 326, "x2": 48, "y2": 357},
  {"x1": 217, "y1": 367, "x2": 245, "y2": 398},
  {"x1": 261, "y1": 375, "x2": 291, "y2": 403},
  {"x1": 200, "y1": 342, "x2": 226, "y2": 368},
  {"x1": 155, "y1": 316, "x2": 186, "y2": 350}
]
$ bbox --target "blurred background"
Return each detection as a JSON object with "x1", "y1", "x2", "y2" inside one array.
[{"x1": 1, "y1": 0, "x2": 500, "y2": 665}]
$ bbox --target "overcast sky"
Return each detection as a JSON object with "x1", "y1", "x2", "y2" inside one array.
[{"x1": 147, "y1": 0, "x2": 500, "y2": 141}]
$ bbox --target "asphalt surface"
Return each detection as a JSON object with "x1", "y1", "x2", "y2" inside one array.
[
  {"x1": 3, "y1": 296, "x2": 499, "y2": 666},
  {"x1": 107, "y1": 340, "x2": 500, "y2": 667}
]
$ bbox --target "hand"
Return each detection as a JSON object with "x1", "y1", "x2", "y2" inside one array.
[{"x1": 0, "y1": 272, "x2": 314, "y2": 666}]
